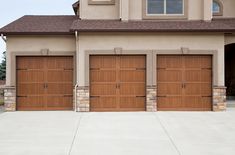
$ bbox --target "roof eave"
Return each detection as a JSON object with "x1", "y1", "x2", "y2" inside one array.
[{"x1": 0, "y1": 32, "x2": 75, "y2": 36}]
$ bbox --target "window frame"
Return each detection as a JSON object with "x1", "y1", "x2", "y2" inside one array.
[
  {"x1": 88, "y1": 0, "x2": 115, "y2": 5},
  {"x1": 213, "y1": 0, "x2": 223, "y2": 16},
  {"x1": 143, "y1": 0, "x2": 188, "y2": 20}
]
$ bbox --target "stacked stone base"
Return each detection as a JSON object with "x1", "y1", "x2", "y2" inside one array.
[
  {"x1": 76, "y1": 86, "x2": 89, "y2": 112},
  {"x1": 213, "y1": 86, "x2": 227, "y2": 111},
  {"x1": 146, "y1": 86, "x2": 157, "y2": 112},
  {"x1": 4, "y1": 87, "x2": 16, "y2": 111}
]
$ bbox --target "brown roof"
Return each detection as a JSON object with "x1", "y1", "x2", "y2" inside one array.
[
  {"x1": 70, "y1": 19, "x2": 235, "y2": 32},
  {"x1": 0, "y1": 15, "x2": 78, "y2": 35},
  {"x1": 1, "y1": 15, "x2": 235, "y2": 35}
]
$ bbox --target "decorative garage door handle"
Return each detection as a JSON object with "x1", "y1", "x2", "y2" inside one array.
[{"x1": 43, "y1": 83, "x2": 48, "y2": 89}]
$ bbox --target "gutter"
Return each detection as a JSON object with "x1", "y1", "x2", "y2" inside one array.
[
  {"x1": 1, "y1": 34, "x2": 6, "y2": 42},
  {"x1": 74, "y1": 31, "x2": 79, "y2": 112}
]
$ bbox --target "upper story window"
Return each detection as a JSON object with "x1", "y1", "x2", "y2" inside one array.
[
  {"x1": 213, "y1": 0, "x2": 223, "y2": 16},
  {"x1": 143, "y1": 0, "x2": 187, "y2": 20},
  {"x1": 147, "y1": 0, "x2": 184, "y2": 15}
]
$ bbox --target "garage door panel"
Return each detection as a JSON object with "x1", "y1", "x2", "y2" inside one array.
[
  {"x1": 120, "y1": 70, "x2": 145, "y2": 82},
  {"x1": 157, "y1": 70, "x2": 182, "y2": 82},
  {"x1": 158, "y1": 83, "x2": 182, "y2": 96},
  {"x1": 17, "y1": 57, "x2": 73, "y2": 111},
  {"x1": 17, "y1": 71, "x2": 45, "y2": 83},
  {"x1": 185, "y1": 56, "x2": 201, "y2": 68},
  {"x1": 17, "y1": 97, "x2": 44, "y2": 110},
  {"x1": 17, "y1": 57, "x2": 44, "y2": 69},
  {"x1": 201, "y1": 70, "x2": 212, "y2": 82},
  {"x1": 90, "y1": 55, "x2": 146, "y2": 111},
  {"x1": 47, "y1": 71, "x2": 73, "y2": 82},
  {"x1": 157, "y1": 55, "x2": 212, "y2": 111},
  {"x1": 90, "y1": 97, "x2": 117, "y2": 110},
  {"x1": 120, "y1": 97, "x2": 145, "y2": 110},
  {"x1": 185, "y1": 70, "x2": 201, "y2": 82},
  {"x1": 120, "y1": 83, "x2": 145, "y2": 96},
  {"x1": 200, "y1": 56, "x2": 212, "y2": 68},
  {"x1": 183, "y1": 97, "x2": 212, "y2": 110},
  {"x1": 17, "y1": 83, "x2": 45, "y2": 95},
  {"x1": 90, "y1": 70, "x2": 116, "y2": 82},
  {"x1": 120, "y1": 56, "x2": 146, "y2": 69},
  {"x1": 185, "y1": 83, "x2": 201, "y2": 95},
  {"x1": 47, "y1": 83, "x2": 73, "y2": 95},
  {"x1": 47, "y1": 57, "x2": 73, "y2": 69},
  {"x1": 47, "y1": 96, "x2": 73, "y2": 109},
  {"x1": 90, "y1": 56, "x2": 116, "y2": 69},
  {"x1": 90, "y1": 84, "x2": 116, "y2": 96},
  {"x1": 201, "y1": 83, "x2": 212, "y2": 95},
  {"x1": 158, "y1": 97, "x2": 182, "y2": 110},
  {"x1": 157, "y1": 56, "x2": 183, "y2": 69}
]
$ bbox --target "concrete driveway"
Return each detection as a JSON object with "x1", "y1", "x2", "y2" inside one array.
[{"x1": 0, "y1": 110, "x2": 235, "y2": 155}]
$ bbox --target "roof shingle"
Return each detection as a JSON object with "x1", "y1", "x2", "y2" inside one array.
[
  {"x1": 0, "y1": 15, "x2": 78, "y2": 35},
  {"x1": 1, "y1": 15, "x2": 235, "y2": 35},
  {"x1": 70, "y1": 19, "x2": 235, "y2": 32}
]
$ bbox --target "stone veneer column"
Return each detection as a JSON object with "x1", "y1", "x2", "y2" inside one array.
[
  {"x1": 213, "y1": 86, "x2": 227, "y2": 111},
  {"x1": 146, "y1": 85, "x2": 157, "y2": 112},
  {"x1": 4, "y1": 86, "x2": 16, "y2": 111},
  {"x1": 76, "y1": 86, "x2": 90, "y2": 112}
]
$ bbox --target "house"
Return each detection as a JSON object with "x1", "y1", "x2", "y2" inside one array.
[{"x1": 0, "y1": 0, "x2": 235, "y2": 112}]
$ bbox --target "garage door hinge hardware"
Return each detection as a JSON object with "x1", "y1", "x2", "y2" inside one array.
[
  {"x1": 64, "y1": 95, "x2": 73, "y2": 97},
  {"x1": 90, "y1": 96, "x2": 100, "y2": 98},
  {"x1": 136, "y1": 96, "x2": 145, "y2": 98},
  {"x1": 201, "y1": 68, "x2": 212, "y2": 70},
  {"x1": 17, "y1": 68, "x2": 28, "y2": 71},
  {"x1": 64, "y1": 68, "x2": 73, "y2": 71},
  {"x1": 90, "y1": 68, "x2": 100, "y2": 70},
  {"x1": 157, "y1": 95, "x2": 167, "y2": 97}
]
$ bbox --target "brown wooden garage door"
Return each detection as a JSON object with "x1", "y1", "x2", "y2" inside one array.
[
  {"x1": 157, "y1": 55, "x2": 212, "y2": 111},
  {"x1": 90, "y1": 55, "x2": 146, "y2": 112},
  {"x1": 17, "y1": 57, "x2": 73, "y2": 111}
]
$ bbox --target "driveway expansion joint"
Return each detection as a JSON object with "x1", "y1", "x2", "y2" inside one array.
[
  {"x1": 152, "y1": 112, "x2": 182, "y2": 155},
  {"x1": 68, "y1": 113, "x2": 83, "y2": 155}
]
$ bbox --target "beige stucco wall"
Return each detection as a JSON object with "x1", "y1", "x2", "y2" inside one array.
[
  {"x1": 78, "y1": 32, "x2": 225, "y2": 87},
  {"x1": 80, "y1": 0, "x2": 120, "y2": 19},
  {"x1": 5, "y1": 33, "x2": 226, "y2": 90},
  {"x1": 219, "y1": 0, "x2": 235, "y2": 18},
  {"x1": 80, "y1": 0, "x2": 212, "y2": 20},
  {"x1": 225, "y1": 35, "x2": 235, "y2": 45},
  {"x1": 6, "y1": 35, "x2": 76, "y2": 86}
]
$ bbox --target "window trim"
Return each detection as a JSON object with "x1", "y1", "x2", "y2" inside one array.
[
  {"x1": 213, "y1": 0, "x2": 223, "y2": 16},
  {"x1": 143, "y1": 0, "x2": 188, "y2": 20}
]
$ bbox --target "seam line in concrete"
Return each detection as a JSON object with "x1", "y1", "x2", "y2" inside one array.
[
  {"x1": 152, "y1": 112, "x2": 182, "y2": 155},
  {"x1": 68, "y1": 113, "x2": 83, "y2": 155}
]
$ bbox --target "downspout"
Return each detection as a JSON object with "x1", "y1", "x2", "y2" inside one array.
[
  {"x1": 1, "y1": 34, "x2": 6, "y2": 43},
  {"x1": 74, "y1": 31, "x2": 79, "y2": 112},
  {"x1": 119, "y1": 0, "x2": 122, "y2": 20}
]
